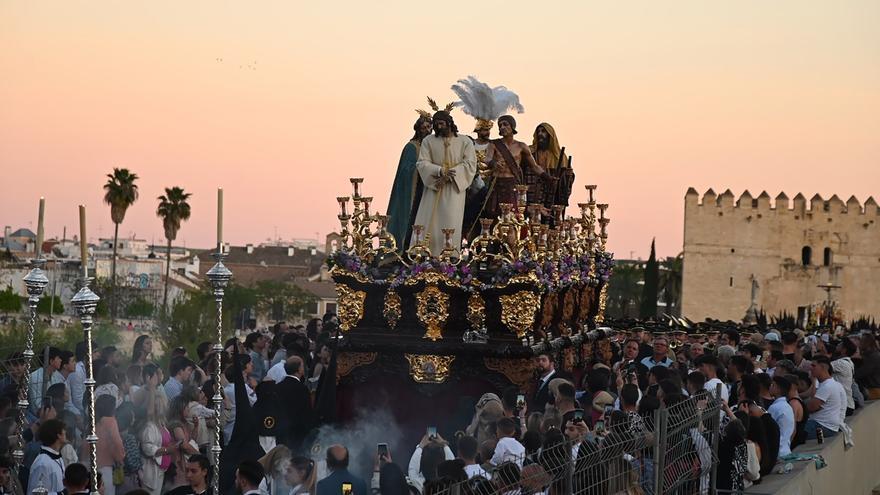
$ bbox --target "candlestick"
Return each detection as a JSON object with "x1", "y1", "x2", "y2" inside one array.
[
  {"x1": 79, "y1": 205, "x2": 88, "y2": 279},
  {"x1": 217, "y1": 188, "x2": 224, "y2": 250},
  {"x1": 35, "y1": 198, "x2": 45, "y2": 258}
]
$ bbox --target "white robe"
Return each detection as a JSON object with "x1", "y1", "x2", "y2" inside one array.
[{"x1": 412, "y1": 134, "x2": 476, "y2": 256}]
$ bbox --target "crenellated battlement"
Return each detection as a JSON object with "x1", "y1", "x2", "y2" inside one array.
[
  {"x1": 682, "y1": 186, "x2": 880, "y2": 323},
  {"x1": 685, "y1": 187, "x2": 879, "y2": 216}
]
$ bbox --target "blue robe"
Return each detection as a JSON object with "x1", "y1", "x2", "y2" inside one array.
[{"x1": 386, "y1": 140, "x2": 420, "y2": 249}]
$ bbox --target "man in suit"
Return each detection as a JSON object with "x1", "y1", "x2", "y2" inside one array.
[
  {"x1": 316, "y1": 445, "x2": 367, "y2": 495},
  {"x1": 530, "y1": 352, "x2": 572, "y2": 413},
  {"x1": 276, "y1": 355, "x2": 313, "y2": 453}
]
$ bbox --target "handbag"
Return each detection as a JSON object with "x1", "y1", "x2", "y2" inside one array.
[{"x1": 112, "y1": 463, "x2": 124, "y2": 485}]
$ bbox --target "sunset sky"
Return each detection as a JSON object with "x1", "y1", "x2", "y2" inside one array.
[{"x1": 2, "y1": 1, "x2": 878, "y2": 259}]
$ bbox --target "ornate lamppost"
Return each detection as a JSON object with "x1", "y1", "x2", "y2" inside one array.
[
  {"x1": 205, "y1": 251, "x2": 231, "y2": 495},
  {"x1": 14, "y1": 261, "x2": 48, "y2": 468},
  {"x1": 205, "y1": 187, "x2": 232, "y2": 495},
  {"x1": 71, "y1": 205, "x2": 101, "y2": 494}
]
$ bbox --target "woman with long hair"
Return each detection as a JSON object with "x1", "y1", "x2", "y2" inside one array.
[
  {"x1": 286, "y1": 455, "x2": 317, "y2": 494},
  {"x1": 137, "y1": 375, "x2": 172, "y2": 495},
  {"x1": 91, "y1": 394, "x2": 125, "y2": 495},
  {"x1": 132, "y1": 335, "x2": 153, "y2": 366},
  {"x1": 166, "y1": 391, "x2": 201, "y2": 489}
]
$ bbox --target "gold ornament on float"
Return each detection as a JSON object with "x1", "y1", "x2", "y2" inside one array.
[
  {"x1": 405, "y1": 354, "x2": 455, "y2": 383},
  {"x1": 499, "y1": 291, "x2": 540, "y2": 338},
  {"x1": 335, "y1": 284, "x2": 366, "y2": 331},
  {"x1": 466, "y1": 293, "x2": 486, "y2": 331},
  {"x1": 416, "y1": 285, "x2": 449, "y2": 341},
  {"x1": 383, "y1": 290, "x2": 402, "y2": 329}
]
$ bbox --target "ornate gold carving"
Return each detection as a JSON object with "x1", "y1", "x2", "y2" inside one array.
[
  {"x1": 383, "y1": 290, "x2": 402, "y2": 329},
  {"x1": 335, "y1": 284, "x2": 366, "y2": 331},
  {"x1": 337, "y1": 352, "x2": 377, "y2": 379},
  {"x1": 577, "y1": 286, "x2": 593, "y2": 325},
  {"x1": 416, "y1": 284, "x2": 449, "y2": 341},
  {"x1": 467, "y1": 293, "x2": 486, "y2": 330},
  {"x1": 484, "y1": 357, "x2": 535, "y2": 391},
  {"x1": 405, "y1": 354, "x2": 455, "y2": 383},
  {"x1": 540, "y1": 292, "x2": 558, "y2": 329},
  {"x1": 595, "y1": 284, "x2": 609, "y2": 324},
  {"x1": 330, "y1": 265, "x2": 372, "y2": 284},
  {"x1": 559, "y1": 288, "x2": 576, "y2": 335},
  {"x1": 499, "y1": 291, "x2": 540, "y2": 338}
]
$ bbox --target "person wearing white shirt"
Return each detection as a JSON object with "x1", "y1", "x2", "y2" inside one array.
[
  {"x1": 28, "y1": 419, "x2": 67, "y2": 494},
  {"x1": 457, "y1": 435, "x2": 491, "y2": 480},
  {"x1": 768, "y1": 376, "x2": 795, "y2": 457},
  {"x1": 408, "y1": 438, "x2": 455, "y2": 493},
  {"x1": 832, "y1": 339, "x2": 857, "y2": 414},
  {"x1": 28, "y1": 347, "x2": 64, "y2": 418},
  {"x1": 806, "y1": 355, "x2": 847, "y2": 439},
  {"x1": 696, "y1": 355, "x2": 730, "y2": 403}
]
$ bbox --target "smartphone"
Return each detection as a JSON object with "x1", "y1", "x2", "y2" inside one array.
[
  {"x1": 572, "y1": 410, "x2": 584, "y2": 423},
  {"x1": 594, "y1": 419, "x2": 605, "y2": 434},
  {"x1": 427, "y1": 426, "x2": 437, "y2": 438},
  {"x1": 603, "y1": 405, "x2": 613, "y2": 419},
  {"x1": 342, "y1": 482, "x2": 353, "y2": 495},
  {"x1": 516, "y1": 394, "x2": 525, "y2": 409},
  {"x1": 377, "y1": 443, "x2": 389, "y2": 458}
]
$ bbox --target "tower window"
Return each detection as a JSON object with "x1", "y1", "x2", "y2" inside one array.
[
  {"x1": 823, "y1": 248, "x2": 832, "y2": 266},
  {"x1": 802, "y1": 246, "x2": 812, "y2": 266},
  {"x1": 729, "y1": 277, "x2": 733, "y2": 287}
]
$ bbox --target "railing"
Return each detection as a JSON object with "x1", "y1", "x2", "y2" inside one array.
[{"x1": 427, "y1": 392, "x2": 722, "y2": 495}]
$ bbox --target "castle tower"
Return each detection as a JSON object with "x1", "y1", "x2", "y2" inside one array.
[{"x1": 682, "y1": 188, "x2": 880, "y2": 322}]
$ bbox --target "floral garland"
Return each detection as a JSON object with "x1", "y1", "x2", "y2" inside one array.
[{"x1": 328, "y1": 250, "x2": 614, "y2": 293}]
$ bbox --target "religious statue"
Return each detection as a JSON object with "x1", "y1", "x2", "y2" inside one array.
[
  {"x1": 410, "y1": 110, "x2": 477, "y2": 256},
  {"x1": 529, "y1": 123, "x2": 575, "y2": 212},
  {"x1": 450, "y1": 76, "x2": 540, "y2": 236},
  {"x1": 461, "y1": 119, "x2": 492, "y2": 241},
  {"x1": 483, "y1": 115, "x2": 549, "y2": 220},
  {"x1": 386, "y1": 112, "x2": 432, "y2": 250}
]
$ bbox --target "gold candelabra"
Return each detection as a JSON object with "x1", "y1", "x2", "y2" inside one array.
[{"x1": 334, "y1": 180, "x2": 611, "y2": 270}]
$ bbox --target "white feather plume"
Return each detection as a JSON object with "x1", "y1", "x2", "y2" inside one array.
[{"x1": 451, "y1": 75, "x2": 525, "y2": 121}]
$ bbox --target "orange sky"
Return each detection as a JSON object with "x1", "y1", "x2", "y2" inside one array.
[{"x1": 2, "y1": 1, "x2": 878, "y2": 259}]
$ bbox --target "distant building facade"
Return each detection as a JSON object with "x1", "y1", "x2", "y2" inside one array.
[{"x1": 682, "y1": 188, "x2": 880, "y2": 322}]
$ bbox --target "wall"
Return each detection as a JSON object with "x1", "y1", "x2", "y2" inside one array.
[
  {"x1": 682, "y1": 188, "x2": 880, "y2": 321},
  {"x1": 747, "y1": 400, "x2": 880, "y2": 495}
]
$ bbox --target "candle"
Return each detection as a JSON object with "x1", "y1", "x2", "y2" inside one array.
[
  {"x1": 79, "y1": 205, "x2": 88, "y2": 278},
  {"x1": 35, "y1": 197, "x2": 45, "y2": 258},
  {"x1": 217, "y1": 187, "x2": 224, "y2": 250}
]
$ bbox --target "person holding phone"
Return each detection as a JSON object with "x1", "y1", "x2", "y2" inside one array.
[{"x1": 316, "y1": 445, "x2": 367, "y2": 495}]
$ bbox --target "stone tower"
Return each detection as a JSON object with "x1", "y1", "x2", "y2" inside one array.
[{"x1": 681, "y1": 188, "x2": 880, "y2": 322}]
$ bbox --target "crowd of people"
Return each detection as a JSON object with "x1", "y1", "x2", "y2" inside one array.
[{"x1": 0, "y1": 315, "x2": 877, "y2": 495}]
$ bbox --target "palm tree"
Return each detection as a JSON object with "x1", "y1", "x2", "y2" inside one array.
[
  {"x1": 156, "y1": 187, "x2": 192, "y2": 314},
  {"x1": 103, "y1": 168, "x2": 139, "y2": 320},
  {"x1": 660, "y1": 253, "x2": 683, "y2": 317}
]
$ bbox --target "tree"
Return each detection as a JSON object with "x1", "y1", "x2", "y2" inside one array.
[
  {"x1": 126, "y1": 297, "x2": 155, "y2": 318},
  {"x1": 253, "y1": 280, "x2": 315, "y2": 322},
  {"x1": 639, "y1": 239, "x2": 659, "y2": 319},
  {"x1": 0, "y1": 286, "x2": 22, "y2": 315},
  {"x1": 103, "y1": 168, "x2": 140, "y2": 320},
  {"x1": 605, "y1": 263, "x2": 642, "y2": 318},
  {"x1": 156, "y1": 186, "x2": 192, "y2": 315},
  {"x1": 659, "y1": 253, "x2": 683, "y2": 317},
  {"x1": 36, "y1": 296, "x2": 64, "y2": 315}
]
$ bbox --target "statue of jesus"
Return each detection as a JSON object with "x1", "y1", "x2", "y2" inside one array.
[{"x1": 411, "y1": 111, "x2": 476, "y2": 257}]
